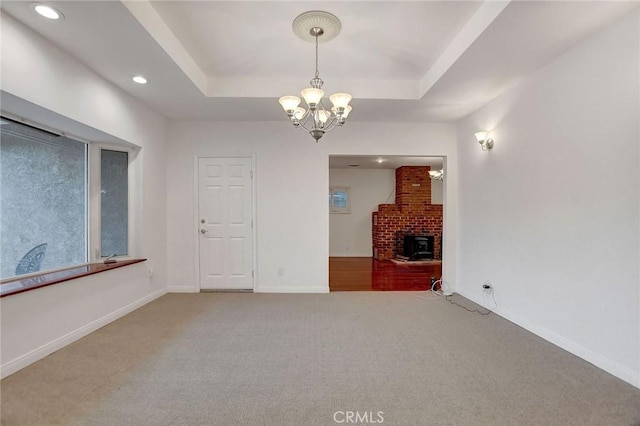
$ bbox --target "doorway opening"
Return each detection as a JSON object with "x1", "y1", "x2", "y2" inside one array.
[{"x1": 328, "y1": 155, "x2": 444, "y2": 291}]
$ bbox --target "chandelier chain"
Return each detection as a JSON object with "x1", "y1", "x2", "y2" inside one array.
[{"x1": 314, "y1": 34, "x2": 319, "y2": 79}]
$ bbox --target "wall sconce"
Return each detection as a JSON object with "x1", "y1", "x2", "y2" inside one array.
[
  {"x1": 428, "y1": 169, "x2": 444, "y2": 181},
  {"x1": 474, "y1": 131, "x2": 494, "y2": 151}
]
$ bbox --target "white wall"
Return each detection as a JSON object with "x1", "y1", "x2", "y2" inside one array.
[
  {"x1": 456, "y1": 12, "x2": 639, "y2": 387},
  {"x1": 329, "y1": 168, "x2": 395, "y2": 257},
  {"x1": 166, "y1": 122, "x2": 458, "y2": 293},
  {"x1": 0, "y1": 13, "x2": 168, "y2": 377},
  {"x1": 431, "y1": 176, "x2": 443, "y2": 205}
]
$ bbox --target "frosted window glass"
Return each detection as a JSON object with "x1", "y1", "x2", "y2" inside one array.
[
  {"x1": 100, "y1": 150, "x2": 128, "y2": 256},
  {"x1": 0, "y1": 120, "x2": 87, "y2": 279}
]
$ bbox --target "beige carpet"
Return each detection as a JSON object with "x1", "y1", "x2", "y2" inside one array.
[{"x1": 1, "y1": 293, "x2": 639, "y2": 426}]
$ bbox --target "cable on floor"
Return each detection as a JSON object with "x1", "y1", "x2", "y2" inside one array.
[
  {"x1": 418, "y1": 280, "x2": 498, "y2": 317},
  {"x1": 445, "y1": 288, "x2": 497, "y2": 316},
  {"x1": 415, "y1": 278, "x2": 447, "y2": 300}
]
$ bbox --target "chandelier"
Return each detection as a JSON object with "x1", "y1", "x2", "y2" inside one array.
[{"x1": 278, "y1": 11, "x2": 353, "y2": 142}]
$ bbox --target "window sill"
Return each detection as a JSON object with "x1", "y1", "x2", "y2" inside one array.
[{"x1": 0, "y1": 259, "x2": 147, "y2": 298}]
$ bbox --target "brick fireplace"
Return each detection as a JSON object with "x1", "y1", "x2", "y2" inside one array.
[{"x1": 372, "y1": 166, "x2": 443, "y2": 260}]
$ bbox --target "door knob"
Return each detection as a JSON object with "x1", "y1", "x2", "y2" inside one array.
[{"x1": 200, "y1": 229, "x2": 207, "y2": 234}]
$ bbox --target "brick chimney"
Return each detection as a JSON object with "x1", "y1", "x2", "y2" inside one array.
[
  {"x1": 372, "y1": 166, "x2": 443, "y2": 260},
  {"x1": 395, "y1": 166, "x2": 432, "y2": 207}
]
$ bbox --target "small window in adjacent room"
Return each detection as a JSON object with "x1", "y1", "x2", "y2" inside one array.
[{"x1": 329, "y1": 186, "x2": 351, "y2": 214}]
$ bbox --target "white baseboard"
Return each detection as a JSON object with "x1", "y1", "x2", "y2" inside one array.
[
  {"x1": 167, "y1": 286, "x2": 199, "y2": 293},
  {"x1": 329, "y1": 253, "x2": 372, "y2": 258},
  {"x1": 254, "y1": 285, "x2": 329, "y2": 294},
  {"x1": 0, "y1": 288, "x2": 167, "y2": 379},
  {"x1": 460, "y1": 291, "x2": 640, "y2": 389}
]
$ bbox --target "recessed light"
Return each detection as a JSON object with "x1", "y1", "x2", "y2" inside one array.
[
  {"x1": 377, "y1": 158, "x2": 384, "y2": 163},
  {"x1": 31, "y1": 3, "x2": 64, "y2": 20},
  {"x1": 132, "y1": 75, "x2": 148, "y2": 84}
]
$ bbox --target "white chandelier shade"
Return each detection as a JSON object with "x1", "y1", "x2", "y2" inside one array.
[
  {"x1": 278, "y1": 96, "x2": 301, "y2": 112},
  {"x1": 294, "y1": 107, "x2": 306, "y2": 120},
  {"x1": 335, "y1": 105, "x2": 352, "y2": 118},
  {"x1": 300, "y1": 88, "x2": 324, "y2": 106},
  {"x1": 329, "y1": 93, "x2": 352, "y2": 109}
]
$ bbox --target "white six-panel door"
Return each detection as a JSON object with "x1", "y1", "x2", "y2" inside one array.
[{"x1": 198, "y1": 157, "x2": 253, "y2": 290}]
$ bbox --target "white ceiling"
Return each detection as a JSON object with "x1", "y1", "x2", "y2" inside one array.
[
  {"x1": 149, "y1": 1, "x2": 481, "y2": 82},
  {"x1": 329, "y1": 155, "x2": 442, "y2": 170},
  {"x1": 1, "y1": 1, "x2": 637, "y2": 122}
]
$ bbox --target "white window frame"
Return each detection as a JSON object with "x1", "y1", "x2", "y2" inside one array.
[
  {"x1": 329, "y1": 186, "x2": 351, "y2": 214},
  {"x1": 0, "y1": 113, "x2": 141, "y2": 282},
  {"x1": 89, "y1": 143, "x2": 137, "y2": 262}
]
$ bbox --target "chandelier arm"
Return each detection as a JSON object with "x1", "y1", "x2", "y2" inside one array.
[
  {"x1": 308, "y1": 110, "x2": 321, "y2": 131},
  {"x1": 296, "y1": 111, "x2": 315, "y2": 132},
  {"x1": 318, "y1": 100, "x2": 336, "y2": 122},
  {"x1": 318, "y1": 98, "x2": 331, "y2": 113},
  {"x1": 322, "y1": 119, "x2": 339, "y2": 133},
  {"x1": 298, "y1": 107, "x2": 337, "y2": 133},
  {"x1": 299, "y1": 118, "x2": 336, "y2": 134},
  {"x1": 291, "y1": 102, "x2": 343, "y2": 135}
]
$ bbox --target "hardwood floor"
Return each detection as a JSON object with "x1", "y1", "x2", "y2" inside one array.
[{"x1": 329, "y1": 257, "x2": 443, "y2": 291}]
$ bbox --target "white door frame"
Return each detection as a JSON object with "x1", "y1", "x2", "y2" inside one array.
[
  {"x1": 193, "y1": 155, "x2": 257, "y2": 291},
  {"x1": 327, "y1": 154, "x2": 452, "y2": 288}
]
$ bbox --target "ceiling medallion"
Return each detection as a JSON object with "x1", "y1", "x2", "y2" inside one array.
[{"x1": 278, "y1": 11, "x2": 352, "y2": 142}]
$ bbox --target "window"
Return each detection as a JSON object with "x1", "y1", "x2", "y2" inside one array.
[
  {"x1": 329, "y1": 186, "x2": 351, "y2": 214},
  {"x1": 100, "y1": 150, "x2": 128, "y2": 256},
  {"x1": 0, "y1": 117, "x2": 133, "y2": 280}
]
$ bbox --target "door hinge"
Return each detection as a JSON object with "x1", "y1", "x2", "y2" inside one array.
[
  {"x1": 250, "y1": 170, "x2": 253, "y2": 178},
  {"x1": 252, "y1": 270, "x2": 254, "y2": 278}
]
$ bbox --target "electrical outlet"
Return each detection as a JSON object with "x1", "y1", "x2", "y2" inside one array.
[{"x1": 481, "y1": 281, "x2": 497, "y2": 311}]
